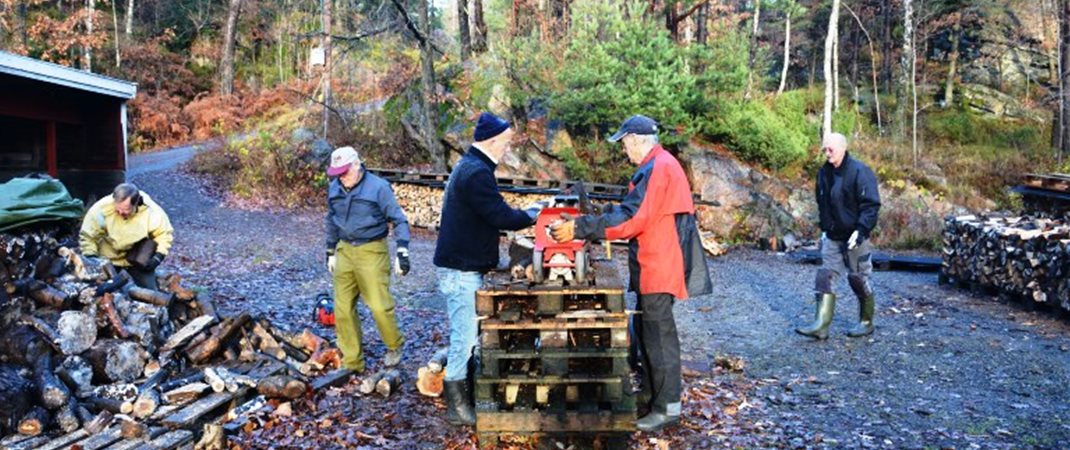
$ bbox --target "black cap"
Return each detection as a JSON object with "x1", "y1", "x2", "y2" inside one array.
[{"x1": 607, "y1": 115, "x2": 658, "y2": 142}]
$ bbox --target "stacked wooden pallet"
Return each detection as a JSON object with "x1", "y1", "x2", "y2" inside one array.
[
  {"x1": 473, "y1": 266, "x2": 635, "y2": 450},
  {"x1": 942, "y1": 214, "x2": 1070, "y2": 314}
]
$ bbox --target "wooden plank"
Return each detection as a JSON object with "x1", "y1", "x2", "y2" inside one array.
[
  {"x1": 310, "y1": 368, "x2": 354, "y2": 391},
  {"x1": 475, "y1": 411, "x2": 635, "y2": 433},
  {"x1": 99, "y1": 428, "x2": 168, "y2": 450},
  {"x1": 139, "y1": 430, "x2": 193, "y2": 450},
  {"x1": 0, "y1": 433, "x2": 34, "y2": 448},
  {"x1": 77, "y1": 426, "x2": 124, "y2": 450},
  {"x1": 481, "y1": 316, "x2": 627, "y2": 330},
  {"x1": 31, "y1": 430, "x2": 91, "y2": 450},
  {"x1": 160, "y1": 388, "x2": 249, "y2": 429},
  {"x1": 2, "y1": 435, "x2": 50, "y2": 450}
]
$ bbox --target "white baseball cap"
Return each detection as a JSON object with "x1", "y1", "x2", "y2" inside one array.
[{"x1": 327, "y1": 146, "x2": 361, "y2": 177}]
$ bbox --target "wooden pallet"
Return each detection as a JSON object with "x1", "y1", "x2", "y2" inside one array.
[
  {"x1": 480, "y1": 315, "x2": 629, "y2": 351},
  {"x1": 1023, "y1": 173, "x2": 1070, "y2": 193},
  {"x1": 476, "y1": 410, "x2": 635, "y2": 433},
  {"x1": 480, "y1": 348, "x2": 629, "y2": 378},
  {"x1": 477, "y1": 265, "x2": 626, "y2": 319},
  {"x1": 474, "y1": 375, "x2": 633, "y2": 413},
  {"x1": 476, "y1": 431, "x2": 630, "y2": 450}
]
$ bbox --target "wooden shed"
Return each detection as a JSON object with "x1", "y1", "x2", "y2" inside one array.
[{"x1": 0, "y1": 51, "x2": 137, "y2": 201}]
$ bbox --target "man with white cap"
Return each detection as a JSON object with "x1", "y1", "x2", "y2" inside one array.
[{"x1": 325, "y1": 146, "x2": 411, "y2": 373}]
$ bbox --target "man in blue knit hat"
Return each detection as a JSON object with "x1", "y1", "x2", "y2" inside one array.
[{"x1": 434, "y1": 112, "x2": 542, "y2": 426}]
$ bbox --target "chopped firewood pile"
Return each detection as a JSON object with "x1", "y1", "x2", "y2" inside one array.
[
  {"x1": 942, "y1": 214, "x2": 1070, "y2": 314},
  {"x1": 0, "y1": 223, "x2": 347, "y2": 449},
  {"x1": 393, "y1": 183, "x2": 550, "y2": 230}
]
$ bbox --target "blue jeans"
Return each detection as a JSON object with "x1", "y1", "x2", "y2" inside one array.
[{"x1": 437, "y1": 267, "x2": 483, "y2": 382}]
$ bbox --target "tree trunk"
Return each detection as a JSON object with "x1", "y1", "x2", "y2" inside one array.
[
  {"x1": 880, "y1": 0, "x2": 894, "y2": 94},
  {"x1": 419, "y1": 0, "x2": 444, "y2": 171},
  {"x1": 1061, "y1": 0, "x2": 1070, "y2": 161},
  {"x1": 111, "y1": 0, "x2": 120, "y2": 67},
  {"x1": 897, "y1": 0, "x2": 914, "y2": 148},
  {"x1": 844, "y1": 3, "x2": 882, "y2": 134},
  {"x1": 943, "y1": 18, "x2": 960, "y2": 107},
  {"x1": 84, "y1": 0, "x2": 95, "y2": 72},
  {"x1": 548, "y1": 0, "x2": 570, "y2": 41},
  {"x1": 833, "y1": 20, "x2": 840, "y2": 111},
  {"x1": 822, "y1": 0, "x2": 840, "y2": 137},
  {"x1": 777, "y1": 14, "x2": 791, "y2": 96},
  {"x1": 745, "y1": 0, "x2": 761, "y2": 98},
  {"x1": 125, "y1": 0, "x2": 134, "y2": 37},
  {"x1": 220, "y1": 0, "x2": 243, "y2": 96},
  {"x1": 908, "y1": 0, "x2": 919, "y2": 165},
  {"x1": 473, "y1": 0, "x2": 488, "y2": 52},
  {"x1": 322, "y1": 0, "x2": 332, "y2": 138},
  {"x1": 458, "y1": 0, "x2": 471, "y2": 61},
  {"x1": 695, "y1": 1, "x2": 708, "y2": 46}
]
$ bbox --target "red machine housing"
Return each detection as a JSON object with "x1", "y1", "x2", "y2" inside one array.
[{"x1": 532, "y1": 207, "x2": 589, "y2": 284}]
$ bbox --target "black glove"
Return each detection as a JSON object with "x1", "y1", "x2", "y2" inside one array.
[
  {"x1": 395, "y1": 248, "x2": 410, "y2": 276},
  {"x1": 144, "y1": 253, "x2": 165, "y2": 271}
]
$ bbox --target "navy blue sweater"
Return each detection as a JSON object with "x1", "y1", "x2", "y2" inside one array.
[{"x1": 434, "y1": 147, "x2": 534, "y2": 272}]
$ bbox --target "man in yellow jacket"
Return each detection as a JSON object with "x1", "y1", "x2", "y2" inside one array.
[{"x1": 80, "y1": 183, "x2": 174, "y2": 289}]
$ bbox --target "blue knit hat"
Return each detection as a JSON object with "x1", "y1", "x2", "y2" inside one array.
[{"x1": 473, "y1": 112, "x2": 510, "y2": 142}]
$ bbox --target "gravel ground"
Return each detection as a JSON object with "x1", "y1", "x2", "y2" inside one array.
[{"x1": 130, "y1": 160, "x2": 1070, "y2": 449}]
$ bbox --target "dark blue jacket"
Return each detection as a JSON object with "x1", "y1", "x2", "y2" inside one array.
[
  {"x1": 816, "y1": 153, "x2": 881, "y2": 241},
  {"x1": 326, "y1": 168, "x2": 410, "y2": 251},
  {"x1": 434, "y1": 147, "x2": 534, "y2": 272}
]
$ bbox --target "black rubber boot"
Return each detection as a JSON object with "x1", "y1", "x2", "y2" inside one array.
[
  {"x1": 636, "y1": 411, "x2": 680, "y2": 432},
  {"x1": 444, "y1": 380, "x2": 475, "y2": 426},
  {"x1": 795, "y1": 293, "x2": 836, "y2": 340},
  {"x1": 847, "y1": 294, "x2": 876, "y2": 337}
]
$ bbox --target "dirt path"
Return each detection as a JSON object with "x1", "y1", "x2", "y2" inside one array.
[{"x1": 130, "y1": 158, "x2": 1070, "y2": 449}]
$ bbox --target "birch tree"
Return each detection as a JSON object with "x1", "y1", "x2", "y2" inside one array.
[
  {"x1": 822, "y1": 0, "x2": 840, "y2": 137},
  {"x1": 776, "y1": 0, "x2": 804, "y2": 96},
  {"x1": 220, "y1": 0, "x2": 242, "y2": 96}
]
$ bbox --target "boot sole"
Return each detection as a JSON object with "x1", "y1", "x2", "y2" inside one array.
[
  {"x1": 794, "y1": 328, "x2": 829, "y2": 340},
  {"x1": 637, "y1": 418, "x2": 680, "y2": 433}
]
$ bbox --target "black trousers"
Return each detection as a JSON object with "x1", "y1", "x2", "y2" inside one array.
[
  {"x1": 633, "y1": 292, "x2": 682, "y2": 414},
  {"x1": 127, "y1": 266, "x2": 158, "y2": 290}
]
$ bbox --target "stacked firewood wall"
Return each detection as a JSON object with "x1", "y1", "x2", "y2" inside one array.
[
  {"x1": 942, "y1": 214, "x2": 1070, "y2": 314},
  {"x1": 392, "y1": 184, "x2": 552, "y2": 230}
]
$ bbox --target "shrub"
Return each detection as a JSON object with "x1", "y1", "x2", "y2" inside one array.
[{"x1": 700, "y1": 100, "x2": 810, "y2": 170}]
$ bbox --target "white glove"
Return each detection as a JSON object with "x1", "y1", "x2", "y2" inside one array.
[
  {"x1": 327, "y1": 255, "x2": 336, "y2": 274},
  {"x1": 394, "y1": 247, "x2": 410, "y2": 276},
  {"x1": 523, "y1": 200, "x2": 549, "y2": 220},
  {"x1": 820, "y1": 232, "x2": 827, "y2": 242},
  {"x1": 847, "y1": 230, "x2": 860, "y2": 250}
]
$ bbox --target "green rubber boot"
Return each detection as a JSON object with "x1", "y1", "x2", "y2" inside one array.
[
  {"x1": 795, "y1": 293, "x2": 836, "y2": 340},
  {"x1": 847, "y1": 294, "x2": 876, "y2": 337}
]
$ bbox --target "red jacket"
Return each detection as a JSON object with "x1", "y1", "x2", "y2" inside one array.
[{"x1": 576, "y1": 145, "x2": 709, "y2": 299}]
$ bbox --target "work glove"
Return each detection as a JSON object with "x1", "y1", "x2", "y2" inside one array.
[
  {"x1": 523, "y1": 199, "x2": 550, "y2": 221},
  {"x1": 847, "y1": 230, "x2": 861, "y2": 250},
  {"x1": 143, "y1": 253, "x2": 165, "y2": 272},
  {"x1": 395, "y1": 247, "x2": 410, "y2": 276},
  {"x1": 549, "y1": 213, "x2": 576, "y2": 242},
  {"x1": 327, "y1": 252, "x2": 336, "y2": 274}
]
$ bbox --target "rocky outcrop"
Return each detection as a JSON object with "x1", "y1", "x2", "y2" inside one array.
[
  {"x1": 958, "y1": 83, "x2": 1046, "y2": 122},
  {"x1": 682, "y1": 143, "x2": 817, "y2": 242}
]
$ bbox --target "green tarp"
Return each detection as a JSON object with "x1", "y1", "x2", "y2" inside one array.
[{"x1": 0, "y1": 177, "x2": 85, "y2": 232}]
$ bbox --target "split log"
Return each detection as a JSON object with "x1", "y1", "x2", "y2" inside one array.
[
  {"x1": 2, "y1": 323, "x2": 74, "y2": 409},
  {"x1": 375, "y1": 369, "x2": 402, "y2": 397},
  {"x1": 54, "y1": 397, "x2": 80, "y2": 432},
  {"x1": 57, "y1": 355, "x2": 94, "y2": 395},
  {"x1": 119, "y1": 417, "x2": 150, "y2": 440},
  {"x1": 125, "y1": 285, "x2": 173, "y2": 307},
  {"x1": 427, "y1": 348, "x2": 448, "y2": 373},
  {"x1": 158, "y1": 371, "x2": 205, "y2": 394},
  {"x1": 34, "y1": 356, "x2": 70, "y2": 409},
  {"x1": 358, "y1": 371, "x2": 383, "y2": 395},
  {"x1": 16, "y1": 406, "x2": 49, "y2": 436},
  {"x1": 19, "y1": 279, "x2": 72, "y2": 309},
  {"x1": 0, "y1": 364, "x2": 34, "y2": 434},
  {"x1": 98, "y1": 293, "x2": 129, "y2": 339},
  {"x1": 84, "y1": 395, "x2": 125, "y2": 414},
  {"x1": 162, "y1": 315, "x2": 216, "y2": 353},
  {"x1": 186, "y1": 313, "x2": 250, "y2": 364},
  {"x1": 299, "y1": 347, "x2": 342, "y2": 375},
  {"x1": 162, "y1": 274, "x2": 197, "y2": 302},
  {"x1": 82, "y1": 410, "x2": 113, "y2": 434},
  {"x1": 256, "y1": 375, "x2": 307, "y2": 400},
  {"x1": 250, "y1": 322, "x2": 286, "y2": 360},
  {"x1": 203, "y1": 367, "x2": 239, "y2": 393},
  {"x1": 132, "y1": 388, "x2": 160, "y2": 419},
  {"x1": 194, "y1": 424, "x2": 226, "y2": 450},
  {"x1": 162, "y1": 383, "x2": 211, "y2": 404},
  {"x1": 85, "y1": 339, "x2": 146, "y2": 384},
  {"x1": 416, "y1": 366, "x2": 444, "y2": 398}
]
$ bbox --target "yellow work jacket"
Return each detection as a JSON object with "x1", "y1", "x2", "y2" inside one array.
[{"x1": 79, "y1": 193, "x2": 174, "y2": 267}]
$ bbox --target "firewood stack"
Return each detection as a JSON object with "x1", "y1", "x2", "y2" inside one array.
[
  {"x1": 0, "y1": 223, "x2": 342, "y2": 442},
  {"x1": 942, "y1": 214, "x2": 1070, "y2": 313},
  {"x1": 392, "y1": 183, "x2": 552, "y2": 229}
]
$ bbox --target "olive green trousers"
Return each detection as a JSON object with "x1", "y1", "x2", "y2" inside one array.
[{"x1": 333, "y1": 240, "x2": 403, "y2": 372}]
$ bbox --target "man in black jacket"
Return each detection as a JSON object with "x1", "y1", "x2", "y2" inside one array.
[
  {"x1": 797, "y1": 133, "x2": 882, "y2": 340},
  {"x1": 433, "y1": 112, "x2": 541, "y2": 426}
]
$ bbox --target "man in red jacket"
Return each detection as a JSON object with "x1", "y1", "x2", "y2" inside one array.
[{"x1": 550, "y1": 115, "x2": 711, "y2": 432}]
